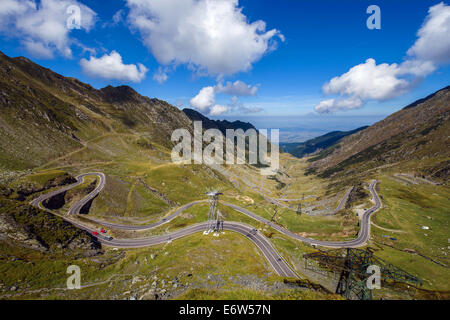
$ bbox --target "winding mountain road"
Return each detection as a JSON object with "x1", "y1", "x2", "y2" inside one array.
[
  {"x1": 87, "y1": 200, "x2": 207, "y2": 231},
  {"x1": 29, "y1": 172, "x2": 105, "y2": 214},
  {"x1": 101, "y1": 221, "x2": 297, "y2": 278},
  {"x1": 29, "y1": 172, "x2": 381, "y2": 277},
  {"x1": 221, "y1": 180, "x2": 379, "y2": 248}
]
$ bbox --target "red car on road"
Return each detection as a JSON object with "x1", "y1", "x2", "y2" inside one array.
[
  {"x1": 100, "y1": 229, "x2": 107, "y2": 234},
  {"x1": 92, "y1": 231, "x2": 99, "y2": 236}
]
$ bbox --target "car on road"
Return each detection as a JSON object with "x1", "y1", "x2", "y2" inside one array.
[
  {"x1": 105, "y1": 236, "x2": 113, "y2": 241},
  {"x1": 92, "y1": 231, "x2": 99, "y2": 236},
  {"x1": 100, "y1": 229, "x2": 107, "y2": 234}
]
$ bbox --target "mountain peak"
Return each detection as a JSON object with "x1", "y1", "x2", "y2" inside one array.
[
  {"x1": 100, "y1": 85, "x2": 140, "y2": 103},
  {"x1": 182, "y1": 108, "x2": 257, "y2": 134}
]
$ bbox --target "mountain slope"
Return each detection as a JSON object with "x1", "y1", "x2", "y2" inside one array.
[
  {"x1": 280, "y1": 126, "x2": 368, "y2": 158},
  {"x1": 0, "y1": 51, "x2": 192, "y2": 174},
  {"x1": 308, "y1": 86, "x2": 450, "y2": 181}
]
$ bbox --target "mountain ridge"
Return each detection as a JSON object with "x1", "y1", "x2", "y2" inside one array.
[
  {"x1": 281, "y1": 126, "x2": 369, "y2": 159},
  {"x1": 182, "y1": 108, "x2": 258, "y2": 135},
  {"x1": 307, "y1": 86, "x2": 450, "y2": 181},
  {"x1": 0, "y1": 50, "x2": 193, "y2": 174}
]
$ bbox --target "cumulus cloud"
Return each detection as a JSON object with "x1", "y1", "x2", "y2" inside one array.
[
  {"x1": 314, "y1": 58, "x2": 415, "y2": 114},
  {"x1": 0, "y1": 0, "x2": 96, "y2": 59},
  {"x1": 209, "y1": 105, "x2": 228, "y2": 116},
  {"x1": 80, "y1": 51, "x2": 148, "y2": 83},
  {"x1": 215, "y1": 80, "x2": 259, "y2": 96},
  {"x1": 323, "y1": 58, "x2": 411, "y2": 101},
  {"x1": 227, "y1": 96, "x2": 263, "y2": 114},
  {"x1": 398, "y1": 59, "x2": 436, "y2": 77},
  {"x1": 125, "y1": 0, "x2": 283, "y2": 77},
  {"x1": 190, "y1": 86, "x2": 216, "y2": 112},
  {"x1": 190, "y1": 80, "x2": 259, "y2": 115},
  {"x1": 407, "y1": 2, "x2": 450, "y2": 65},
  {"x1": 314, "y1": 2, "x2": 450, "y2": 114},
  {"x1": 314, "y1": 97, "x2": 363, "y2": 114},
  {"x1": 153, "y1": 66, "x2": 169, "y2": 84}
]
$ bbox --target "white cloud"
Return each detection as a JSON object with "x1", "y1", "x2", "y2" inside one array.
[
  {"x1": 80, "y1": 51, "x2": 148, "y2": 83},
  {"x1": 407, "y1": 2, "x2": 450, "y2": 65},
  {"x1": 398, "y1": 59, "x2": 436, "y2": 77},
  {"x1": 315, "y1": 2, "x2": 450, "y2": 114},
  {"x1": 153, "y1": 66, "x2": 169, "y2": 84},
  {"x1": 314, "y1": 97, "x2": 363, "y2": 114},
  {"x1": 215, "y1": 80, "x2": 259, "y2": 96},
  {"x1": 103, "y1": 9, "x2": 125, "y2": 28},
  {"x1": 209, "y1": 104, "x2": 228, "y2": 116},
  {"x1": 228, "y1": 95, "x2": 263, "y2": 114},
  {"x1": 315, "y1": 58, "x2": 414, "y2": 114},
  {"x1": 125, "y1": 0, "x2": 283, "y2": 77},
  {"x1": 190, "y1": 86, "x2": 216, "y2": 112},
  {"x1": 112, "y1": 9, "x2": 125, "y2": 25},
  {"x1": 190, "y1": 80, "x2": 260, "y2": 114},
  {"x1": 22, "y1": 38, "x2": 55, "y2": 59},
  {"x1": 323, "y1": 58, "x2": 411, "y2": 101},
  {"x1": 0, "y1": 0, "x2": 96, "y2": 59}
]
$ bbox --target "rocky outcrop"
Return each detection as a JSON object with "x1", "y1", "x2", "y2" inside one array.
[
  {"x1": 0, "y1": 198, "x2": 101, "y2": 254},
  {"x1": 0, "y1": 214, "x2": 47, "y2": 251},
  {"x1": 15, "y1": 174, "x2": 76, "y2": 201}
]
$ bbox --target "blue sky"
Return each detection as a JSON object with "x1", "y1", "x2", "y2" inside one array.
[{"x1": 0, "y1": 0, "x2": 449, "y2": 137}]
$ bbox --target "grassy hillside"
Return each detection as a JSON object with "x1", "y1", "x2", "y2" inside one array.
[
  {"x1": 307, "y1": 86, "x2": 450, "y2": 182},
  {"x1": 1, "y1": 51, "x2": 448, "y2": 300},
  {"x1": 0, "y1": 51, "x2": 192, "y2": 177}
]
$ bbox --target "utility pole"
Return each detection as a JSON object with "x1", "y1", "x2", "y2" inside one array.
[
  {"x1": 304, "y1": 248, "x2": 422, "y2": 300},
  {"x1": 271, "y1": 205, "x2": 278, "y2": 222},
  {"x1": 205, "y1": 191, "x2": 223, "y2": 232}
]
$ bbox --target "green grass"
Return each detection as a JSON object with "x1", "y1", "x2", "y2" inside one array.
[
  {"x1": 369, "y1": 174, "x2": 450, "y2": 290},
  {"x1": 27, "y1": 170, "x2": 68, "y2": 186},
  {"x1": 0, "y1": 231, "x2": 296, "y2": 300},
  {"x1": 177, "y1": 287, "x2": 341, "y2": 300}
]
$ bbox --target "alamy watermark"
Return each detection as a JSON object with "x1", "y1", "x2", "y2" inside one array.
[
  {"x1": 171, "y1": 121, "x2": 279, "y2": 176},
  {"x1": 367, "y1": 5, "x2": 381, "y2": 30},
  {"x1": 366, "y1": 264, "x2": 381, "y2": 289},
  {"x1": 66, "y1": 5, "x2": 81, "y2": 30},
  {"x1": 66, "y1": 265, "x2": 81, "y2": 290}
]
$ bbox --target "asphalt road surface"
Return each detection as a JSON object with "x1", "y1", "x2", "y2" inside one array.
[
  {"x1": 87, "y1": 200, "x2": 207, "y2": 231},
  {"x1": 29, "y1": 173, "x2": 296, "y2": 276},
  {"x1": 30, "y1": 172, "x2": 381, "y2": 276},
  {"x1": 68, "y1": 173, "x2": 106, "y2": 215},
  {"x1": 29, "y1": 172, "x2": 105, "y2": 213},
  {"x1": 100, "y1": 221, "x2": 297, "y2": 278},
  {"x1": 222, "y1": 180, "x2": 380, "y2": 248}
]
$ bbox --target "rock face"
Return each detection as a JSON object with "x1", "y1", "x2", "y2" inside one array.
[
  {"x1": 14, "y1": 174, "x2": 76, "y2": 201},
  {"x1": 0, "y1": 214, "x2": 46, "y2": 251},
  {"x1": 0, "y1": 198, "x2": 101, "y2": 254}
]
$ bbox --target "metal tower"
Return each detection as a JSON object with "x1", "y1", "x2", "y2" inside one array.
[
  {"x1": 205, "y1": 191, "x2": 223, "y2": 232},
  {"x1": 296, "y1": 202, "x2": 302, "y2": 216},
  {"x1": 303, "y1": 248, "x2": 422, "y2": 300}
]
